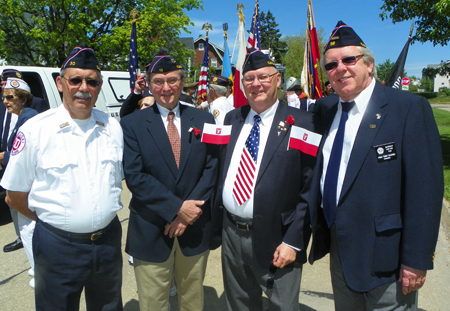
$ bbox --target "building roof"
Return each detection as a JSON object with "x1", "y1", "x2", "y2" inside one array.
[{"x1": 194, "y1": 37, "x2": 225, "y2": 62}]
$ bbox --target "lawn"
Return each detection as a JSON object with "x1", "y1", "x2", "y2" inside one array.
[
  {"x1": 432, "y1": 108, "x2": 450, "y2": 201},
  {"x1": 429, "y1": 94, "x2": 450, "y2": 105}
]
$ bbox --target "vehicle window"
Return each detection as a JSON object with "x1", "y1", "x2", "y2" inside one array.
[
  {"x1": 108, "y1": 77, "x2": 130, "y2": 105},
  {"x1": 52, "y1": 72, "x2": 63, "y2": 100},
  {"x1": 22, "y1": 72, "x2": 48, "y2": 102}
]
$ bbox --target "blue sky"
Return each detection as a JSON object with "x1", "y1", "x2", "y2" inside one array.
[{"x1": 181, "y1": 0, "x2": 449, "y2": 78}]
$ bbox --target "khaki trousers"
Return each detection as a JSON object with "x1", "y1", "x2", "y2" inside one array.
[{"x1": 134, "y1": 238, "x2": 209, "y2": 311}]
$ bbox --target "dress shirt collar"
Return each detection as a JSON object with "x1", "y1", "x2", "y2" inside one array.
[
  {"x1": 156, "y1": 102, "x2": 180, "y2": 120},
  {"x1": 339, "y1": 77, "x2": 376, "y2": 116},
  {"x1": 247, "y1": 100, "x2": 279, "y2": 125},
  {"x1": 56, "y1": 105, "x2": 109, "y2": 136}
]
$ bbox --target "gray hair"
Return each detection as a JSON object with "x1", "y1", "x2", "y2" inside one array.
[
  {"x1": 209, "y1": 84, "x2": 228, "y2": 96},
  {"x1": 320, "y1": 46, "x2": 377, "y2": 79}
]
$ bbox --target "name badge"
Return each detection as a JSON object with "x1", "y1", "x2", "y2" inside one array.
[{"x1": 374, "y1": 142, "x2": 397, "y2": 163}]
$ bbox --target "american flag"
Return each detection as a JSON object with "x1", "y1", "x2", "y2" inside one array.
[
  {"x1": 129, "y1": 20, "x2": 138, "y2": 91},
  {"x1": 197, "y1": 37, "x2": 209, "y2": 103},
  {"x1": 247, "y1": 0, "x2": 261, "y2": 50}
]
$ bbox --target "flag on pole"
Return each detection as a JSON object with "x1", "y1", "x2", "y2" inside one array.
[
  {"x1": 198, "y1": 37, "x2": 209, "y2": 103},
  {"x1": 222, "y1": 34, "x2": 233, "y2": 80},
  {"x1": 129, "y1": 19, "x2": 138, "y2": 92},
  {"x1": 234, "y1": 6, "x2": 248, "y2": 108},
  {"x1": 300, "y1": 0, "x2": 323, "y2": 99},
  {"x1": 384, "y1": 22, "x2": 414, "y2": 89},
  {"x1": 247, "y1": 0, "x2": 261, "y2": 50}
]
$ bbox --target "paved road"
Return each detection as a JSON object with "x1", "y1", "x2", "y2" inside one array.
[{"x1": 1, "y1": 184, "x2": 449, "y2": 310}]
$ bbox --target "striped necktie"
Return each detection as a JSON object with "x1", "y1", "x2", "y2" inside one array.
[
  {"x1": 233, "y1": 115, "x2": 261, "y2": 205},
  {"x1": 323, "y1": 101, "x2": 355, "y2": 227},
  {"x1": 167, "y1": 112, "x2": 181, "y2": 168}
]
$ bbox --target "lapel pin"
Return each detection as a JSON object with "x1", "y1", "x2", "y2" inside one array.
[
  {"x1": 59, "y1": 122, "x2": 69, "y2": 129},
  {"x1": 370, "y1": 124, "x2": 376, "y2": 129},
  {"x1": 376, "y1": 114, "x2": 381, "y2": 120}
]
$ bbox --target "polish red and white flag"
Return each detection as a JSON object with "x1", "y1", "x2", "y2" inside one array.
[
  {"x1": 288, "y1": 126, "x2": 322, "y2": 157},
  {"x1": 201, "y1": 123, "x2": 232, "y2": 145}
]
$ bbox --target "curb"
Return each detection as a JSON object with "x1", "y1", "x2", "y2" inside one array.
[{"x1": 441, "y1": 199, "x2": 450, "y2": 237}]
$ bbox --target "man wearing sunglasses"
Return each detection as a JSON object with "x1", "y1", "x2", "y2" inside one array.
[
  {"x1": 213, "y1": 48, "x2": 320, "y2": 310},
  {"x1": 1, "y1": 45, "x2": 124, "y2": 310},
  {"x1": 120, "y1": 50, "x2": 218, "y2": 311},
  {"x1": 308, "y1": 21, "x2": 443, "y2": 310}
]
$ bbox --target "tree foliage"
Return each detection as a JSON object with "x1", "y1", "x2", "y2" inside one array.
[
  {"x1": 0, "y1": 0, "x2": 202, "y2": 70},
  {"x1": 260, "y1": 10, "x2": 287, "y2": 63},
  {"x1": 281, "y1": 28, "x2": 326, "y2": 82},
  {"x1": 376, "y1": 59, "x2": 407, "y2": 83},
  {"x1": 380, "y1": 0, "x2": 450, "y2": 47}
]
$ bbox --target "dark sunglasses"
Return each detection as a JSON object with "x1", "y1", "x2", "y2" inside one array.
[
  {"x1": 324, "y1": 54, "x2": 364, "y2": 71},
  {"x1": 4, "y1": 95, "x2": 15, "y2": 100},
  {"x1": 266, "y1": 263, "x2": 277, "y2": 291},
  {"x1": 62, "y1": 77, "x2": 101, "y2": 88}
]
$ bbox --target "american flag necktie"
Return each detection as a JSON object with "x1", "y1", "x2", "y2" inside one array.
[
  {"x1": 233, "y1": 115, "x2": 261, "y2": 205},
  {"x1": 167, "y1": 112, "x2": 181, "y2": 168},
  {"x1": 323, "y1": 101, "x2": 355, "y2": 227}
]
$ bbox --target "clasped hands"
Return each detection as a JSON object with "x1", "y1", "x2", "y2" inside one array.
[{"x1": 164, "y1": 200, "x2": 204, "y2": 238}]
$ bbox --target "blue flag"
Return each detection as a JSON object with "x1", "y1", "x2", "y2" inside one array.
[
  {"x1": 222, "y1": 36, "x2": 232, "y2": 80},
  {"x1": 129, "y1": 20, "x2": 138, "y2": 91}
]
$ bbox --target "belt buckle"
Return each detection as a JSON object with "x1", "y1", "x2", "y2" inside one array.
[
  {"x1": 236, "y1": 222, "x2": 250, "y2": 231},
  {"x1": 90, "y1": 231, "x2": 102, "y2": 241}
]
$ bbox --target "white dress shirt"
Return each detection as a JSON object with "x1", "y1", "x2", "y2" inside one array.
[
  {"x1": 222, "y1": 101, "x2": 279, "y2": 218},
  {"x1": 320, "y1": 78, "x2": 376, "y2": 205},
  {"x1": 1, "y1": 105, "x2": 124, "y2": 233},
  {"x1": 156, "y1": 103, "x2": 181, "y2": 136}
]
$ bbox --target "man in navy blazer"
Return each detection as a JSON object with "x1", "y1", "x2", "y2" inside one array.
[
  {"x1": 120, "y1": 51, "x2": 218, "y2": 311},
  {"x1": 308, "y1": 21, "x2": 443, "y2": 310},
  {"x1": 214, "y1": 48, "x2": 320, "y2": 310}
]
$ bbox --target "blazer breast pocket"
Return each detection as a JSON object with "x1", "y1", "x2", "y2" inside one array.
[{"x1": 371, "y1": 213, "x2": 402, "y2": 275}]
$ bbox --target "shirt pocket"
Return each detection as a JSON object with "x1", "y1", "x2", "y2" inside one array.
[{"x1": 39, "y1": 152, "x2": 80, "y2": 193}]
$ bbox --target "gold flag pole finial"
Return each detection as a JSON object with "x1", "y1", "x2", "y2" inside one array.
[
  {"x1": 130, "y1": 9, "x2": 138, "y2": 20},
  {"x1": 237, "y1": 3, "x2": 245, "y2": 25},
  {"x1": 202, "y1": 22, "x2": 212, "y2": 39}
]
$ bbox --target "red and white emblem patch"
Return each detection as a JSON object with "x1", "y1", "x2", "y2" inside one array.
[{"x1": 11, "y1": 131, "x2": 26, "y2": 156}]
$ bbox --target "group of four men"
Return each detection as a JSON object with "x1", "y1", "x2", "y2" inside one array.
[{"x1": 1, "y1": 21, "x2": 443, "y2": 311}]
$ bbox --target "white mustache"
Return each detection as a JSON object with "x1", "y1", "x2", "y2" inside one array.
[{"x1": 73, "y1": 92, "x2": 92, "y2": 99}]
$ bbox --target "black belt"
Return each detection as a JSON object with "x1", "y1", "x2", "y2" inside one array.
[
  {"x1": 226, "y1": 211, "x2": 253, "y2": 231},
  {"x1": 37, "y1": 217, "x2": 115, "y2": 242}
]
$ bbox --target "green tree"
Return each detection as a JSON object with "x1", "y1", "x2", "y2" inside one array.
[
  {"x1": 0, "y1": 0, "x2": 202, "y2": 70},
  {"x1": 376, "y1": 59, "x2": 407, "y2": 83},
  {"x1": 260, "y1": 10, "x2": 287, "y2": 63}
]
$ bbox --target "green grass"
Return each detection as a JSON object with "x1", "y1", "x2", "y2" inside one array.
[
  {"x1": 429, "y1": 94, "x2": 450, "y2": 105},
  {"x1": 432, "y1": 108, "x2": 450, "y2": 201}
]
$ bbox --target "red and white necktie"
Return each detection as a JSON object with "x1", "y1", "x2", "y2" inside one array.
[{"x1": 167, "y1": 112, "x2": 181, "y2": 168}]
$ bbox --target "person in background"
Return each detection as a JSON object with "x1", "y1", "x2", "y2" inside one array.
[
  {"x1": 1, "y1": 44, "x2": 124, "y2": 310},
  {"x1": 206, "y1": 75, "x2": 233, "y2": 126},
  {"x1": 308, "y1": 21, "x2": 443, "y2": 311},
  {"x1": 0, "y1": 78, "x2": 38, "y2": 288}
]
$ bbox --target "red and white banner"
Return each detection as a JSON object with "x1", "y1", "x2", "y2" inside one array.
[
  {"x1": 233, "y1": 7, "x2": 247, "y2": 108},
  {"x1": 288, "y1": 125, "x2": 322, "y2": 157},
  {"x1": 201, "y1": 123, "x2": 232, "y2": 144}
]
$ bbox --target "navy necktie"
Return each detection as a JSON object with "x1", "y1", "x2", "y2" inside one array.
[{"x1": 323, "y1": 101, "x2": 355, "y2": 227}]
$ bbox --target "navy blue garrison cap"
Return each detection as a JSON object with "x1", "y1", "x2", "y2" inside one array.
[
  {"x1": 323, "y1": 21, "x2": 366, "y2": 53},
  {"x1": 62, "y1": 43, "x2": 101, "y2": 71},
  {"x1": 242, "y1": 48, "x2": 276, "y2": 74},
  {"x1": 146, "y1": 49, "x2": 184, "y2": 74}
]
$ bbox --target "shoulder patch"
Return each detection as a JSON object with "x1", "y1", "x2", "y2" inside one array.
[
  {"x1": 213, "y1": 109, "x2": 220, "y2": 118},
  {"x1": 11, "y1": 131, "x2": 26, "y2": 156}
]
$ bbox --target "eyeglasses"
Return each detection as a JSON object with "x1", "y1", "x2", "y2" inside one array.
[
  {"x1": 150, "y1": 78, "x2": 181, "y2": 87},
  {"x1": 324, "y1": 54, "x2": 364, "y2": 71},
  {"x1": 242, "y1": 72, "x2": 278, "y2": 85},
  {"x1": 62, "y1": 76, "x2": 101, "y2": 88},
  {"x1": 4, "y1": 95, "x2": 15, "y2": 100},
  {"x1": 266, "y1": 263, "x2": 277, "y2": 291}
]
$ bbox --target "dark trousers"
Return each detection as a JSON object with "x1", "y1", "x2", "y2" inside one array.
[{"x1": 33, "y1": 217, "x2": 123, "y2": 311}]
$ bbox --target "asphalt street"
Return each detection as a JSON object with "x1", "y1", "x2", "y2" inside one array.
[{"x1": 0, "y1": 183, "x2": 449, "y2": 310}]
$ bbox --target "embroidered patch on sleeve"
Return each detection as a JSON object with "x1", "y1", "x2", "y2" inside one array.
[{"x1": 11, "y1": 131, "x2": 26, "y2": 156}]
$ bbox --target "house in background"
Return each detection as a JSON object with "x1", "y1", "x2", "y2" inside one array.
[
  {"x1": 427, "y1": 61, "x2": 450, "y2": 92},
  {"x1": 193, "y1": 36, "x2": 225, "y2": 74}
]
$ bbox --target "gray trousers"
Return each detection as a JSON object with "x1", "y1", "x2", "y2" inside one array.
[
  {"x1": 222, "y1": 214, "x2": 302, "y2": 311},
  {"x1": 330, "y1": 225, "x2": 418, "y2": 311}
]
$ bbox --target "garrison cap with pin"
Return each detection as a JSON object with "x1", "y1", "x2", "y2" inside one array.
[
  {"x1": 209, "y1": 75, "x2": 230, "y2": 87},
  {"x1": 323, "y1": 21, "x2": 366, "y2": 53},
  {"x1": 147, "y1": 49, "x2": 184, "y2": 74},
  {"x1": 3, "y1": 78, "x2": 31, "y2": 93},
  {"x1": 1, "y1": 69, "x2": 22, "y2": 81},
  {"x1": 62, "y1": 43, "x2": 101, "y2": 71},
  {"x1": 242, "y1": 48, "x2": 276, "y2": 74}
]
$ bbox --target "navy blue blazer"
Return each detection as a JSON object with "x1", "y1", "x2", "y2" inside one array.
[
  {"x1": 121, "y1": 103, "x2": 219, "y2": 262},
  {"x1": 3, "y1": 108, "x2": 38, "y2": 166},
  {"x1": 308, "y1": 82, "x2": 443, "y2": 292},
  {"x1": 213, "y1": 103, "x2": 321, "y2": 268}
]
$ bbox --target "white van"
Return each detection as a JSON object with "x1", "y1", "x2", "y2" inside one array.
[{"x1": 0, "y1": 66, "x2": 131, "y2": 120}]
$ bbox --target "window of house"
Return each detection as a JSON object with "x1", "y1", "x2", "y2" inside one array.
[
  {"x1": 211, "y1": 58, "x2": 217, "y2": 67},
  {"x1": 199, "y1": 43, "x2": 204, "y2": 51}
]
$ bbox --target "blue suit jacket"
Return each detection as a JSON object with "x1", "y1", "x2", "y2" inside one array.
[
  {"x1": 213, "y1": 103, "x2": 321, "y2": 268},
  {"x1": 308, "y1": 82, "x2": 443, "y2": 292},
  {"x1": 121, "y1": 103, "x2": 219, "y2": 262}
]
